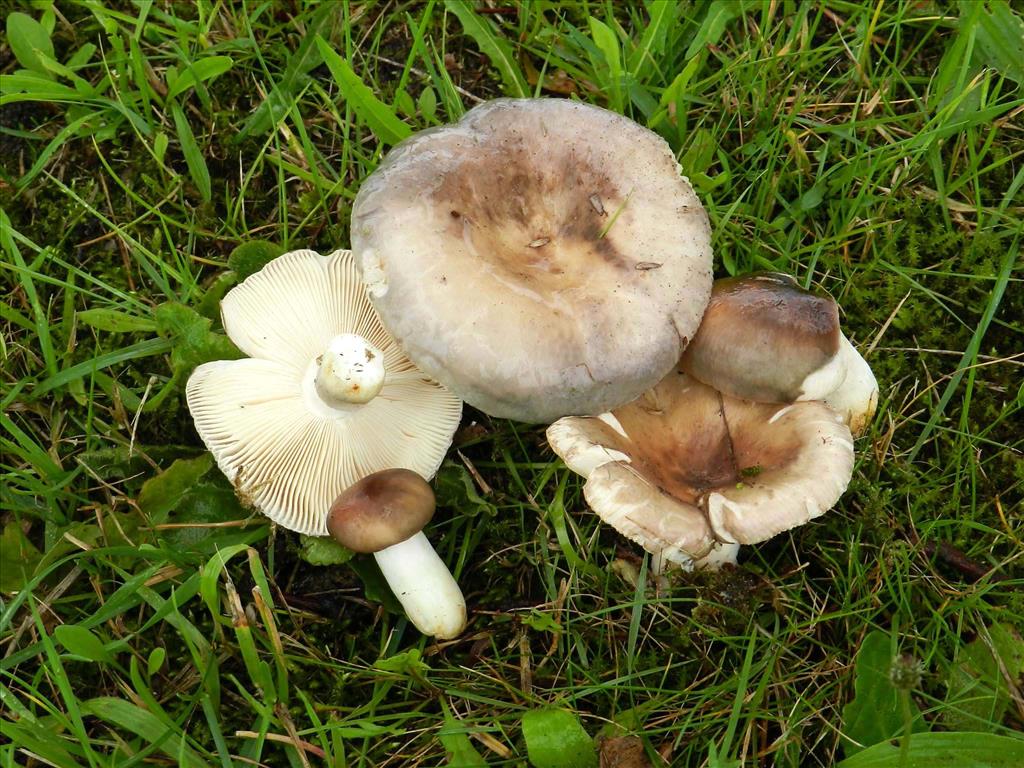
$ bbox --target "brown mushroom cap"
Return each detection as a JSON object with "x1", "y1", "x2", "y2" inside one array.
[
  {"x1": 680, "y1": 273, "x2": 843, "y2": 403},
  {"x1": 351, "y1": 98, "x2": 713, "y2": 423},
  {"x1": 327, "y1": 468, "x2": 436, "y2": 553},
  {"x1": 547, "y1": 370, "x2": 854, "y2": 566}
]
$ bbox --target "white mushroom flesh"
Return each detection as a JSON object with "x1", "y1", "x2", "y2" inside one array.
[
  {"x1": 314, "y1": 333, "x2": 386, "y2": 406},
  {"x1": 372, "y1": 531, "x2": 467, "y2": 640},
  {"x1": 822, "y1": 333, "x2": 879, "y2": 437}
]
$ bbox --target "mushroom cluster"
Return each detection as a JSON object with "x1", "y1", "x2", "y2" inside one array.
[
  {"x1": 547, "y1": 273, "x2": 876, "y2": 571},
  {"x1": 188, "y1": 98, "x2": 879, "y2": 639}
]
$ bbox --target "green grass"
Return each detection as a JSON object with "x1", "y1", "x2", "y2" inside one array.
[{"x1": 2, "y1": 1, "x2": 1022, "y2": 766}]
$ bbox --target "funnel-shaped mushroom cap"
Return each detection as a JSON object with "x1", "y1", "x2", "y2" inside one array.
[
  {"x1": 351, "y1": 98, "x2": 713, "y2": 423},
  {"x1": 328, "y1": 468, "x2": 435, "y2": 553},
  {"x1": 186, "y1": 250, "x2": 462, "y2": 535},
  {"x1": 547, "y1": 371, "x2": 854, "y2": 566}
]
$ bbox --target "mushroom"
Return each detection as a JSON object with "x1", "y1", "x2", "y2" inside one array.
[
  {"x1": 350, "y1": 98, "x2": 713, "y2": 423},
  {"x1": 546, "y1": 370, "x2": 855, "y2": 572},
  {"x1": 186, "y1": 249, "x2": 465, "y2": 634},
  {"x1": 328, "y1": 469, "x2": 466, "y2": 639},
  {"x1": 679, "y1": 272, "x2": 879, "y2": 435}
]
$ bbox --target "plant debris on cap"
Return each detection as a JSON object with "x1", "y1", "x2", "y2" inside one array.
[
  {"x1": 186, "y1": 249, "x2": 462, "y2": 535},
  {"x1": 351, "y1": 98, "x2": 713, "y2": 423},
  {"x1": 680, "y1": 272, "x2": 879, "y2": 435},
  {"x1": 547, "y1": 370, "x2": 855, "y2": 570}
]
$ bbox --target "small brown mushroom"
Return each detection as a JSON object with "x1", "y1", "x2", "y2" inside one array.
[
  {"x1": 680, "y1": 272, "x2": 878, "y2": 435},
  {"x1": 328, "y1": 469, "x2": 467, "y2": 639}
]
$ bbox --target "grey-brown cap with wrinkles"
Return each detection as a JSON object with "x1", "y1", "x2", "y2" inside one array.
[{"x1": 351, "y1": 98, "x2": 713, "y2": 423}]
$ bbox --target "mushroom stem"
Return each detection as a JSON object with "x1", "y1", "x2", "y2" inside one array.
[
  {"x1": 823, "y1": 334, "x2": 878, "y2": 436},
  {"x1": 372, "y1": 531, "x2": 467, "y2": 639},
  {"x1": 314, "y1": 333, "x2": 386, "y2": 406}
]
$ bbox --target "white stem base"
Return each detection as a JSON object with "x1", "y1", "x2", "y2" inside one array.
[{"x1": 373, "y1": 531, "x2": 467, "y2": 639}]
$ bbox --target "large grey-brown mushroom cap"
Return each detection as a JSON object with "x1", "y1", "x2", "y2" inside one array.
[{"x1": 351, "y1": 98, "x2": 713, "y2": 423}]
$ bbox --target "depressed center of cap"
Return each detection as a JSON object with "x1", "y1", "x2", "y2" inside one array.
[{"x1": 312, "y1": 333, "x2": 386, "y2": 407}]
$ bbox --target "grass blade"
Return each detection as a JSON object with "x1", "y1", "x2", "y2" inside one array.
[
  {"x1": 445, "y1": 0, "x2": 528, "y2": 97},
  {"x1": 316, "y1": 38, "x2": 411, "y2": 145}
]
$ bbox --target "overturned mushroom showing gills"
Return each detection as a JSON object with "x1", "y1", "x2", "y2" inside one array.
[
  {"x1": 547, "y1": 371, "x2": 855, "y2": 570},
  {"x1": 328, "y1": 469, "x2": 466, "y2": 639},
  {"x1": 186, "y1": 248, "x2": 462, "y2": 524},
  {"x1": 679, "y1": 272, "x2": 879, "y2": 435},
  {"x1": 351, "y1": 98, "x2": 713, "y2": 423}
]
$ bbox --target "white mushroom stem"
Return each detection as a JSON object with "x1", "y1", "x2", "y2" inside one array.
[
  {"x1": 372, "y1": 531, "x2": 467, "y2": 639},
  {"x1": 314, "y1": 333, "x2": 386, "y2": 406},
  {"x1": 823, "y1": 334, "x2": 879, "y2": 436}
]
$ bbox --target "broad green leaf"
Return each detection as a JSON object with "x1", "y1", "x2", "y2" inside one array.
[
  {"x1": 974, "y1": 0, "x2": 1024, "y2": 84},
  {"x1": 54, "y1": 624, "x2": 111, "y2": 662},
  {"x1": 440, "y1": 706, "x2": 487, "y2": 767},
  {"x1": 445, "y1": 1, "x2": 528, "y2": 97},
  {"x1": 629, "y1": 0, "x2": 677, "y2": 79},
  {"x1": 300, "y1": 535, "x2": 355, "y2": 566},
  {"x1": 588, "y1": 17, "x2": 624, "y2": 111},
  {"x1": 160, "y1": 483, "x2": 256, "y2": 553},
  {"x1": 153, "y1": 301, "x2": 242, "y2": 375},
  {"x1": 171, "y1": 102, "x2": 212, "y2": 202},
  {"x1": 0, "y1": 523, "x2": 42, "y2": 592},
  {"x1": 523, "y1": 610, "x2": 560, "y2": 634},
  {"x1": 521, "y1": 708, "x2": 598, "y2": 768},
  {"x1": 836, "y1": 732, "x2": 1024, "y2": 768},
  {"x1": 7, "y1": 13, "x2": 55, "y2": 77},
  {"x1": 147, "y1": 646, "x2": 166, "y2": 676},
  {"x1": 315, "y1": 38, "x2": 412, "y2": 145},
  {"x1": 841, "y1": 631, "x2": 926, "y2": 755},
  {"x1": 394, "y1": 88, "x2": 416, "y2": 117},
  {"x1": 418, "y1": 85, "x2": 437, "y2": 122},
  {"x1": 0, "y1": 70, "x2": 79, "y2": 99},
  {"x1": 137, "y1": 454, "x2": 215, "y2": 520},
  {"x1": 81, "y1": 698, "x2": 210, "y2": 768},
  {"x1": 227, "y1": 240, "x2": 285, "y2": 280},
  {"x1": 153, "y1": 131, "x2": 169, "y2": 163},
  {"x1": 434, "y1": 462, "x2": 491, "y2": 517},
  {"x1": 945, "y1": 624, "x2": 1024, "y2": 731},
  {"x1": 374, "y1": 648, "x2": 430, "y2": 677},
  {"x1": 77, "y1": 307, "x2": 157, "y2": 333},
  {"x1": 196, "y1": 270, "x2": 237, "y2": 319},
  {"x1": 166, "y1": 55, "x2": 234, "y2": 100}
]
